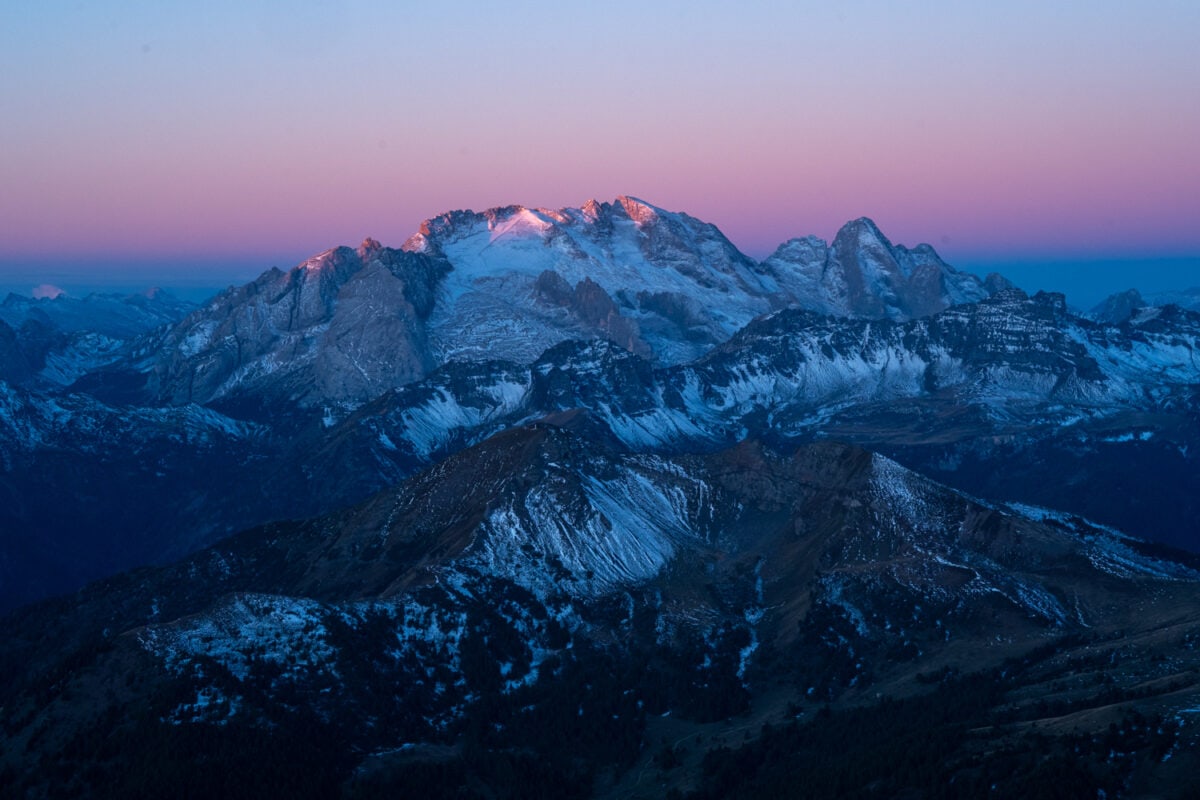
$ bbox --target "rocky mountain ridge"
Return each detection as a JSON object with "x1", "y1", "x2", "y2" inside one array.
[
  {"x1": 114, "y1": 198, "x2": 999, "y2": 410},
  {"x1": 1090, "y1": 285, "x2": 1200, "y2": 323},
  {"x1": 0, "y1": 288, "x2": 194, "y2": 338}
]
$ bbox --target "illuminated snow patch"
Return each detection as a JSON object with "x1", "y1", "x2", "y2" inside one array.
[
  {"x1": 465, "y1": 461, "x2": 706, "y2": 595},
  {"x1": 399, "y1": 378, "x2": 529, "y2": 457}
]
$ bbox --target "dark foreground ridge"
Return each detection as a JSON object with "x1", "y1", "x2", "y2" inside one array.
[{"x1": 3, "y1": 420, "x2": 1200, "y2": 797}]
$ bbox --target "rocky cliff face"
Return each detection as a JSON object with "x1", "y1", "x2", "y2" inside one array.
[
  {"x1": 1089, "y1": 288, "x2": 1146, "y2": 324},
  {"x1": 147, "y1": 239, "x2": 447, "y2": 407},
  {"x1": 761, "y1": 217, "x2": 990, "y2": 320},
  {"x1": 285, "y1": 288, "x2": 1199, "y2": 557}
]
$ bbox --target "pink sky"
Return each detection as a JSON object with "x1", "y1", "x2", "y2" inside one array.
[{"x1": 2, "y1": 2, "x2": 1198, "y2": 275}]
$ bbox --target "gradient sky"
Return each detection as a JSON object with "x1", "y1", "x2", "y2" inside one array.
[{"x1": 2, "y1": 1, "x2": 1198, "y2": 307}]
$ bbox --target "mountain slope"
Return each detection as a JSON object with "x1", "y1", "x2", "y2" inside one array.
[
  {"x1": 0, "y1": 290, "x2": 191, "y2": 389},
  {"x1": 0, "y1": 381, "x2": 274, "y2": 609},
  {"x1": 3, "y1": 422, "x2": 1199, "y2": 797}
]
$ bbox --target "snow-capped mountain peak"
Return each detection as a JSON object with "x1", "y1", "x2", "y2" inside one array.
[
  {"x1": 839, "y1": 215, "x2": 891, "y2": 248},
  {"x1": 395, "y1": 197, "x2": 776, "y2": 367},
  {"x1": 763, "y1": 215, "x2": 990, "y2": 320},
  {"x1": 613, "y1": 194, "x2": 663, "y2": 225},
  {"x1": 109, "y1": 198, "x2": 1010, "y2": 409},
  {"x1": 358, "y1": 236, "x2": 385, "y2": 259}
]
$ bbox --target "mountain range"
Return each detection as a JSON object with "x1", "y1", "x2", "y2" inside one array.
[
  {"x1": 78, "y1": 197, "x2": 1001, "y2": 411},
  {"x1": 1090, "y1": 286, "x2": 1200, "y2": 324},
  {"x1": 3, "y1": 199, "x2": 1195, "y2": 609},
  {"x1": 2, "y1": 197, "x2": 1199, "y2": 797}
]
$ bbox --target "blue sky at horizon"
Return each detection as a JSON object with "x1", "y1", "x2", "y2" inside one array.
[{"x1": 3, "y1": 243, "x2": 1196, "y2": 311}]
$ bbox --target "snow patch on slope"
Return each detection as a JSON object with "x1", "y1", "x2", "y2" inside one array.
[
  {"x1": 1008, "y1": 503, "x2": 1200, "y2": 581},
  {"x1": 464, "y1": 458, "x2": 708, "y2": 596}
]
